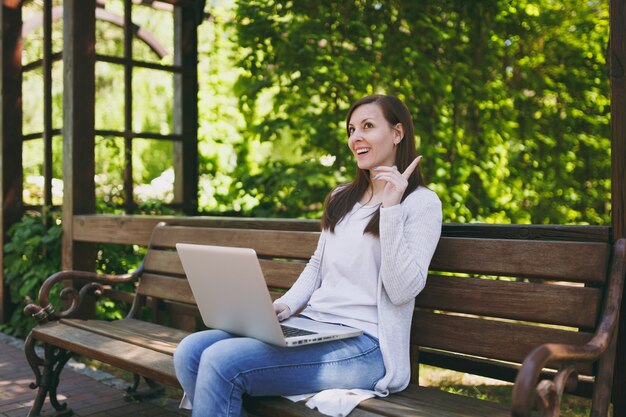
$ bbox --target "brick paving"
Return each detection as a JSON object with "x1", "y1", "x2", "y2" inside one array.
[{"x1": 0, "y1": 332, "x2": 190, "y2": 417}]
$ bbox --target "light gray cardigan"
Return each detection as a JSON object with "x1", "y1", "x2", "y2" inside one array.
[{"x1": 276, "y1": 186, "x2": 443, "y2": 396}]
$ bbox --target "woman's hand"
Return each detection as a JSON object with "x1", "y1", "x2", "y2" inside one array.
[
  {"x1": 373, "y1": 156, "x2": 422, "y2": 207},
  {"x1": 273, "y1": 303, "x2": 291, "y2": 322}
]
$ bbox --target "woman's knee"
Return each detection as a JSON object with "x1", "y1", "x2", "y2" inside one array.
[
  {"x1": 197, "y1": 337, "x2": 267, "y2": 384},
  {"x1": 174, "y1": 329, "x2": 232, "y2": 369}
]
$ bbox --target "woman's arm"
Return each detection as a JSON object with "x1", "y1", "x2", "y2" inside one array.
[
  {"x1": 379, "y1": 189, "x2": 442, "y2": 305},
  {"x1": 273, "y1": 230, "x2": 327, "y2": 316}
]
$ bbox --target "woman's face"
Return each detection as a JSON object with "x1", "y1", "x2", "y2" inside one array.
[{"x1": 347, "y1": 103, "x2": 401, "y2": 171}]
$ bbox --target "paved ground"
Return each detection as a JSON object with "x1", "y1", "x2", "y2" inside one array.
[{"x1": 0, "y1": 332, "x2": 190, "y2": 417}]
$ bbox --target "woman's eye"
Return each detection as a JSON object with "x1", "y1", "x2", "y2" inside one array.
[
  {"x1": 348, "y1": 127, "x2": 355, "y2": 135},
  {"x1": 364, "y1": 122, "x2": 373, "y2": 129}
]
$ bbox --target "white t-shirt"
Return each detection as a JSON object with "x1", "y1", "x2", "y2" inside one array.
[{"x1": 301, "y1": 202, "x2": 380, "y2": 337}]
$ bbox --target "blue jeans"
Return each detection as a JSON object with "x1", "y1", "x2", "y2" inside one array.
[{"x1": 173, "y1": 328, "x2": 384, "y2": 417}]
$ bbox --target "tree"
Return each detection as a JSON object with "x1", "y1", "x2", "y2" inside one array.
[{"x1": 231, "y1": 0, "x2": 610, "y2": 224}]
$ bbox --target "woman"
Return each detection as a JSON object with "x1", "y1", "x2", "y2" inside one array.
[{"x1": 173, "y1": 94, "x2": 442, "y2": 417}]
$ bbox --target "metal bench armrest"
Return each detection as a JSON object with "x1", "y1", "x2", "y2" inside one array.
[{"x1": 24, "y1": 266, "x2": 144, "y2": 323}]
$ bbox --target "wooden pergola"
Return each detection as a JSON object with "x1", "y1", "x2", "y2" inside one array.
[{"x1": 0, "y1": 0, "x2": 624, "y2": 415}]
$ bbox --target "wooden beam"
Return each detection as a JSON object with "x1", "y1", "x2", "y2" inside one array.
[
  {"x1": 610, "y1": 0, "x2": 626, "y2": 413},
  {"x1": 43, "y1": 0, "x2": 53, "y2": 208},
  {"x1": 71, "y1": 215, "x2": 608, "y2": 247},
  {"x1": 612, "y1": 0, "x2": 626, "y2": 239},
  {"x1": 123, "y1": 0, "x2": 134, "y2": 213},
  {"x1": 24, "y1": 7, "x2": 171, "y2": 59},
  {"x1": 62, "y1": 0, "x2": 97, "y2": 318},
  {"x1": 72, "y1": 215, "x2": 320, "y2": 246},
  {"x1": 0, "y1": 0, "x2": 23, "y2": 323},
  {"x1": 173, "y1": 4, "x2": 199, "y2": 214}
]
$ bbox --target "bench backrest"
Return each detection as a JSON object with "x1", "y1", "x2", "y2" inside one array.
[
  {"x1": 135, "y1": 224, "x2": 317, "y2": 323},
  {"x1": 416, "y1": 237, "x2": 611, "y2": 380},
  {"x1": 137, "y1": 223, "x2": 613, "y2": 382}
]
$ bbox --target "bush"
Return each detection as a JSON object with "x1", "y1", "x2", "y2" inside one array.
[
  {"x1": 1, "y1": 210, "x2": 148, "y2": 337},
  {"x1": 1, "y1": 210, "x2": 62, "y2": 338}
]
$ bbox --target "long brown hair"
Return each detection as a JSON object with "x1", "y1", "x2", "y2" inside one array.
[{"x1": 321, "y1": 94, "x2": 425, "y2": 237}]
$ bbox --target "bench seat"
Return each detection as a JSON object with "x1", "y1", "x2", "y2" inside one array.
[
  {"x1": 246, "y1": 385, "x2": 511, "y2": 417},
  {"x1": 30, "y1": 319, "x2": 181, "y2": 387},
  {"x1": 32, "y1": 319, "x2": 512, "y2": 417}
]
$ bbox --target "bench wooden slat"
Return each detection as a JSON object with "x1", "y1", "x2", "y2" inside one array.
[
  {"x1": 387, "y1": 385, "x2": 510, "y2": 416},
  {"x1": 245, "y1": 396, "x2": 384, "y2": 417},
  {"x1": 260, "y1": 259, "x2": 304, "y2": 289},
  {"x1": 416, "y1": 348, "x2": 596, "y2": 397},
  {"x1": 60, "y1": 318, "x2": 188, "y2": 355},
  {"x1": 416, "y1": 275, "x2": 601, "y2": 328},
  {"x1": 164, "y1": 299, "x2": 202, "y2": 319},
  {"x1": 149, "y1": 225, "x2": 320, "y2": 259},
  {"x1": 137, "y1": 273, "x2": 195, "y2": 305},
  {"x1": 137, "y1": 274, "x2": 286, "y2": 310},
  {"x1": 31, "y1": 321, "x2": 180, "y2": 387},
  {"x1": 144, "y1": 249, "x2": 185, "y2": 276},
  {"x1": 367, "y1": 385, "x2": 509, "y2": 417},
  {"x1": 246, "y1": 385, "x2": 510, "y2": 417},
  {"x1": 431, "y1": 237, "x2": 610, "y2": 283},
  {"x1": 71, "y1": 215, "x2": 610, "y2": 246},
  {"x1": 72, "y1": 216, "x2": 321, "y2": 246},
  {"x1": 412, "y1": 311, "x2": 594, "y2": 374},
  {"x1": 144, "y1": 249, "x2": 303, "y2": 289},
  {"x1": 146, "y1": 230, "x2": 610, "y2": 283}
]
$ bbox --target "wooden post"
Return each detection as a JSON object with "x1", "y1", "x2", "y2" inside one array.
[
  {"x1": 0, "y1": 0, "x2": 22, "y2": 324},
  {"x1": 610, "y1": 0, "x2": 626, "y2": 414},
  {"x1": 43, "y1": 0, "x2": 53, "y2": 208},
  {"x1": 169, "y1": 3, "x2": 200, "y2": 330},
  {"x1": 123, "y1": 0, "x2": 134, "y2": 214},
  {"x1": 62, "y1": 0, "x2": 96, "y2": 316},
  {"x1": 173, "y1": 4, "x2": 199, "y2": 215}
]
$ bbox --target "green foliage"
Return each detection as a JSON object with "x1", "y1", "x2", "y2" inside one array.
[
  {"x1": 233, "y1": 159, "x2": 348, "y2": 218},
  {"x1": 93, "y1": 243, "x2": 145, "y2": 321},
  {"x1": 232, "y1": 0, "x2": 611, "y2": 224},
  {"x1": 1, "y1": 211, "x2": 62, "y2": 337},
  {"x1": 196, "y1": 1, "x2": 250, "y2": 214},
  {"x1": 0, "y1": 218, "x2": 152, "y2": 334},
  {"x1": 0, "y1": 208, "x2": 152, "y2": 334}
]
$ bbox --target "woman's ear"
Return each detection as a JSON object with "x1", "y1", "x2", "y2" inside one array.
[{"x1": 393, "y1": 123, "x2": 405, "y2": 145}]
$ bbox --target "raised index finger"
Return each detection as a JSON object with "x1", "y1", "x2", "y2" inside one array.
[{"x1": 401, "y1": 156, "x2": 422, "y2": 179}]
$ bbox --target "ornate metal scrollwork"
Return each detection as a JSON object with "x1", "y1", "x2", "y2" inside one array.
[
  {"x1": 22, "y1": 267, "x2": 144, "y2": 415},
  {"x1": 535, "y1": 366, "x2": 578, "y2": 417},
  {"x1": 24, "y1": 334, "x2": 74, "y2": 417}
]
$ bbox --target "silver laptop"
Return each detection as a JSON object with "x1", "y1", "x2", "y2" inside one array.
[{"x1": 176, "y1": 243, "x2": 363, "y2": 347}]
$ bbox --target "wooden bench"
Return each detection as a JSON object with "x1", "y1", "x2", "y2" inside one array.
[{"x1": 23, "y1": 221, "x2": 625, "y2": 417}]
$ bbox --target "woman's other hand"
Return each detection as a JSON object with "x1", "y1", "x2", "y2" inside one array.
[
  {"x1": 273, "y1": 303, "x2": 291, "y2": 322},
  {"x1": 373, "y1": 156, "x2": 422, "y2": 207}
]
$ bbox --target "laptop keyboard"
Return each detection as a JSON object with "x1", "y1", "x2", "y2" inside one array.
[{"x1": 280, "y1": 324, "x2": 318, "y2": 337}]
